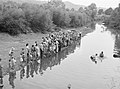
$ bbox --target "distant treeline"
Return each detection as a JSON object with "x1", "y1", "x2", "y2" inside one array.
[
  {"x1": 103, "y1": 4, "x2": 120, "y2": 30},
  {"x1": 0, "y1": 0, "x2": 97, "y2": 35}
]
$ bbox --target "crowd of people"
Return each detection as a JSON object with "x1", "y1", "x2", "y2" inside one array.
[
  {"x1": 7, "y1": 40, "x2": 81, "y2": 88},
  {"x1": 0, "y1": 30, "x2": 81, "y2": 88},
  {"x1": 8, "y1": 30, "x2": 81, "y2": 72}
]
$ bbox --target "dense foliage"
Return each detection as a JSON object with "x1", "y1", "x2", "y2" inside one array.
[
  {"x1": 104, "y1": 4, "x2": 120, "y2": 30},
  {"x1": 0, "y1": 0, "x2": 96, "y2": 35}
]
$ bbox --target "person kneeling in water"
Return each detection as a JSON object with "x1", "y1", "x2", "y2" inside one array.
[
  {"x1": 99, "y1": 51, "x2": 104, "y2": 58},
  {"x1": 90, "y1": 54, "x2": 98, "y2": 64}
]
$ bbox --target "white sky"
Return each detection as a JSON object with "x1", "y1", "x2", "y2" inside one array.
[
  {"x1": 40, "y1": 0, "x2": 120, "y2": 8},
  {"x1": 65, "y1": 0, "x2": 120, "y2": 8}
]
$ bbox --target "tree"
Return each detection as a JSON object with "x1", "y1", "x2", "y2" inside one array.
[
  {"x1": 88, "y1": 3, "x2": 97, "y2": 10},
  {"x1": 104, "y1": 7, "x2": 113, "y2": 15},
  {"x1": 71, "y1": 8, "x2": 75, "y2": 11},
  {"x1": 52, "y1": 8, "x2": 71, "y2": 27},
  {"x1": 104, "y1": 4, "x2": 120, "y2": 30},
  {"x1": 98, "y1": 9, "x2": 104, "y2": 15},
  {"x1": 85, "y1": 3, "x2": 97, "y2": 21},
  {"x1": 0, "y1": 0, "x2": 95, "y2": 35},
  {"x1": 48, "y1": 0, "x2": 65, "y2": 9},
  {"x1": 78, "y1": 7, "x2": 84, "y2": 13}
]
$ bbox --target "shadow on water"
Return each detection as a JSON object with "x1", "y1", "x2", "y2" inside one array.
[
  {"x1": 6, "y1": 38, "x2": 81, "y2": 88},
  {"x1": 27, "y1": 39, "x2": 81, "y2": 78},
  {"x1": 109, "y1": 29, "x2": 120, "y2": 58},
  {"x1": 8, "y1": 71, "x2": 16, "y2": 89}
]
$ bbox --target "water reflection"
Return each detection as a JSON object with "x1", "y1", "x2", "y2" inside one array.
[
  {"x1": 4, "y1": 23, "x2": 120, "y2": 89},
  {"x1": 110, "y1": 30, "x2": 120, "y2": 58},
  {"x1": 9, "y1": 71, "x2": 16, "y2": 89},
  {"x1": 6, "y1": 38, "x2": 81, "y2": 88},
  {"x1": 26, "y1": 64, "x2": 30, "y2": 78},
  {"x1": 39, "y1": 40, "x2": 81, "y2": 75},
  {"x1": 20, "y1": 66, "x2": 25, "y2": 79}
]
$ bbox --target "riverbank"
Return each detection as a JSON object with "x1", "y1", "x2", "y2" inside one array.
[{"x1": 0, "y1": 26, "x2": 94, "y2": 76}]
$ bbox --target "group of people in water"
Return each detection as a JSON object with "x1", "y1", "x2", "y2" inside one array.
[
  {"x1": 0, "y1": 30, "x2": 82, "y2": 88},
  {"x1": 7, "y1": 40, "x2": 80, "y2": 88},
  {"x1": 90, "y1": 51, "x2": 105, "y2": 64},
  {"x1": 8, "y1": 30, "x2": 81, "y2": 69}
]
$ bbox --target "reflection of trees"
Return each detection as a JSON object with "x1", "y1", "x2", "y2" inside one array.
[
  {"x1": 26, "y1": 64, "x2": 30, "y2": 78},
  {"x1": 8, "y1": 71, "x2": 16, "y2": 89},
  {"x1": 29, "y1": 60, "x2": 39, "y2": 78},
  {"x1": 20, "y1": 66, "x2": 25, "y2": 80},
  {"x1": 7, "y1": 39, "x2": 81, "y2": 88},
  {"x1": 39, "y1": 40, "x2": 81, "y2": 75},
  {"x1": 109, "y1": 30, "x2": 120, "y2": 54},
  {"x1": 112, "y1": 30, "x2": 120, "y2": 56},
  {"x1": 114, "y1": 34, "x2": 120, "y2": 51},
  {"x1": 18, "y1": 39, "x2": 81, "y2": 80}
]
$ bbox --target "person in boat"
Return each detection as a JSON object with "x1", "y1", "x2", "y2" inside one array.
[{"x1": 99, "y1": 51, "x2": 104, "y2": 58}]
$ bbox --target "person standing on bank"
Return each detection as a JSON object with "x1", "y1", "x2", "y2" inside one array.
[{"x1": 9, "y1": 47, "x2": 15, "y2": 60}]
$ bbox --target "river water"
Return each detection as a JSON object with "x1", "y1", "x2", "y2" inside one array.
[{"x1": 3, "y1": 23, "x2": 120, "y2": 89}]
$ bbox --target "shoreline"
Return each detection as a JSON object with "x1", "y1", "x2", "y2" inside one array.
[{"x1": 0, "y1": 25, "x2": 94, "y2": 76}]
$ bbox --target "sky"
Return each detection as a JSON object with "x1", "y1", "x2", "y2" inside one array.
[{"x1": 40, "y1": 0, "x2": 120, "y2": 8}]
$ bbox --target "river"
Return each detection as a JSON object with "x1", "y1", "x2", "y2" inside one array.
[{"x1": 2, "y1": 23, "x2": 120, "y2": 89}]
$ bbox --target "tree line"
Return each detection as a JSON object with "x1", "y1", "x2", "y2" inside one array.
[
  {"x1": 0, "y1": 0, "x2": 97, "y2": 35},
  {"x1": 103, "y1": 4, "x2": 120, "y2": 30}
]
